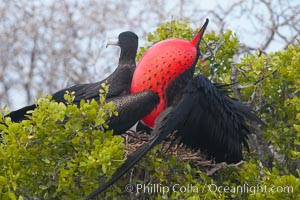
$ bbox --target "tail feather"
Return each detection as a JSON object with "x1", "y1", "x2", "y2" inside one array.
[{"x1": 6, "y1": 104, "x2": 36, "y2": 122}]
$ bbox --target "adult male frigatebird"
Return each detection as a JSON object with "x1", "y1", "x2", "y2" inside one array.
[
  {"x1": 86, "y1": 19, "x2": 262, "y2": 198},
  {"x1": 6, "y1": 31, "x2": 159, "y2": 134}
]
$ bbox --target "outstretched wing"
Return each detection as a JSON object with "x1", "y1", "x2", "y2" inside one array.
[
  {"x1": 86, "y1": 73, "x2": 262, "y2": 198},
  {"x1": 172, "y1": 73, "x2": 262, "y2": 163}
]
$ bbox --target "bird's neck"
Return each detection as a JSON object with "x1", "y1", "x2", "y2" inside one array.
[{"x1": 119, "y1": 50, "x2": 137, "y2": 65}]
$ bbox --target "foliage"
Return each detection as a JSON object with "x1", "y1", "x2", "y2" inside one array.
[
  {"x1": 0, "y1": 84, "x2": 125, "y2": 199},
  {"x1": 237, "y1": 43, "x2": 300, "y2": 171}
]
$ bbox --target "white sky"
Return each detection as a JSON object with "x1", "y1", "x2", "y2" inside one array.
[{"x1": 4, "y1": 0, "x2": 300, "y2": 109}]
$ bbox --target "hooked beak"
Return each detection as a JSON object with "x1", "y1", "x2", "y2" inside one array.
[
  {"x1": 106, "y1": 39, "x2": 119, "y2": 48},
  {"x1": 190, "y1": 18, "x2": 209, "y2": 47}
]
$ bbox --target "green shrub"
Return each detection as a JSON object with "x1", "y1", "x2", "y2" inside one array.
[
  {"x1": 1, "y1": 19, "x2": 299, "y2": 199},
  {"x1": 0, "y1": 84, "x2": 125, "y2": 199}
]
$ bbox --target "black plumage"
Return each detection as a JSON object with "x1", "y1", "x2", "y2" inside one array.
[
  {"x1": 86, "y1": 20, "x2": 262, "y2": 198},
  {"x1": 85, "y1": 73, "x2": 262, "y2": 199},
  {"x1": 6, "y1": 31, "x2": 158, "y2": 134}
]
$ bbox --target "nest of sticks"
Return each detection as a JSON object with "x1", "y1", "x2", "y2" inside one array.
[{"x1": 122, "y1": 130, "x2": 244, "y2": 176}]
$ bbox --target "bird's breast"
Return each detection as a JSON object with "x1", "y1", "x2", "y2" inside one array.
[{"x1": 131, "y1": 39, "x2": 197, "y2": 128}]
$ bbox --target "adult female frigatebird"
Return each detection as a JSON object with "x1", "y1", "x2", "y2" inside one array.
[
  {"x1": 6, "y1": 31, "x2": 159, "y2": 134},
  {"x1": 86, "y1": 19, "x2": 262, "y2": 198}
]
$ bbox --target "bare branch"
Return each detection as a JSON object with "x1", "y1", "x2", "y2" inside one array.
[
  {"x1": 230, "y1": 64, "x2": 242, "y2": 101},
  {"x1": 206, "y1": 161, "x2": 245, "y2": 176}
]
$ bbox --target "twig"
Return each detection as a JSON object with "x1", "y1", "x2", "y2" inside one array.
[
  {"x1": 230, "y1": 64, "x2": 242, "y2": 101},
  {"x1": 237, "y1": 75, "x2": 267, "y2": 89},
  {"x1": 206, "y1": 161, "x2": 245, "y2": 176}
]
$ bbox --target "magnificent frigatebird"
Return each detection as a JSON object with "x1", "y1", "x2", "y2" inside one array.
[
  {"x1": 6, "y1": 31, "x2": 159, "y2": 134},
  {"x1": 86, "y1": 19, "x2": 262, "y2": 198}
]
